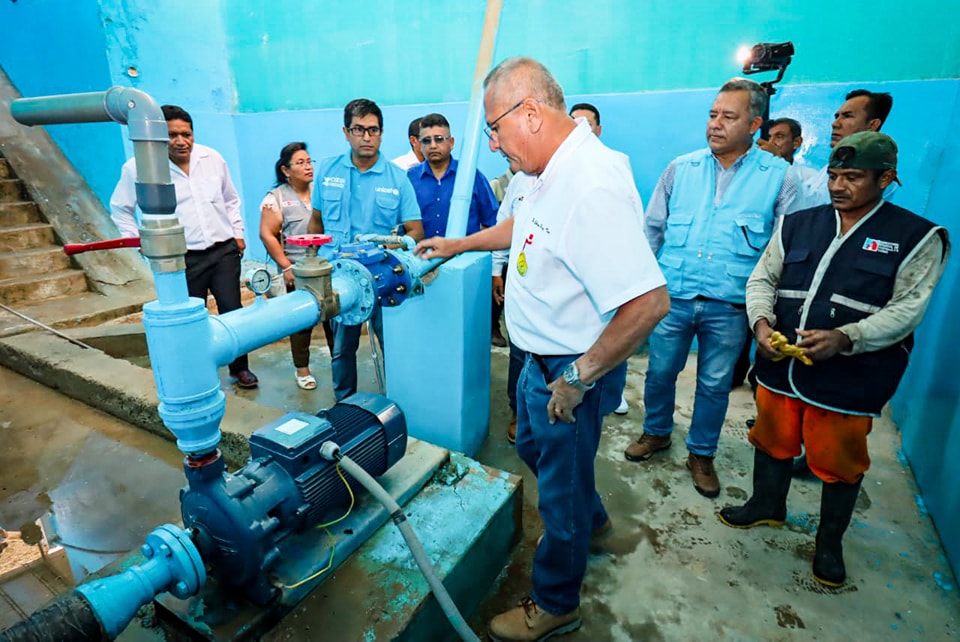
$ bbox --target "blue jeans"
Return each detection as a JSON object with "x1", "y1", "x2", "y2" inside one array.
[
  {"x1": 515, "y1": 353, "x2": 622, "y2": 615},
  {"x1": 330, "y1": 307, "x2": 383, "y2": 401},
  {"x1": 507, "y1": 340, "x2": 526, "y2": 413},
  {"x1": 643, "y1": 297, "x2": 747, "y2": 456}
]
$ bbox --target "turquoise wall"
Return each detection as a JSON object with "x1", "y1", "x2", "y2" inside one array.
[{"x1": 0, "y1": 0, "x2": 957, "y2": 578}]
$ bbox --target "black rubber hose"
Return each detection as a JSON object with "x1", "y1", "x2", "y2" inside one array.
[{"x1": 0, "y1": 591, "x2": 105, "y2": 642}]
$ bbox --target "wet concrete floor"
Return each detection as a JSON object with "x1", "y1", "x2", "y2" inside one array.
[{"x1": 1, "y1": 324, "x2": 958, "y2": 640}]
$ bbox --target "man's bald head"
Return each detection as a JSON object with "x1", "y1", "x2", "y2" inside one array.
[{"x1": 483, "y1": 57, "x2": 566, "y2": 111}]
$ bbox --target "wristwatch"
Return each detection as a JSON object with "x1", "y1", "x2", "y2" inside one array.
[{"x1": 562, "y1": 362, "x2": 594, "y2": 392}]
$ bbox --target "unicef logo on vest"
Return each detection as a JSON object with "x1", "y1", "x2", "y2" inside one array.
[{"x1": 375, "y1": 187, "x2": 400, "y2": 196}]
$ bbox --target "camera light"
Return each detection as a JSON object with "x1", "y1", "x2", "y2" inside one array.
[{"x1": 736, "y1": 46, "x2": 753, "y2": 65}]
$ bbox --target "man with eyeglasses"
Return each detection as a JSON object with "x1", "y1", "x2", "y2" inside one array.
[
  {"x1": 110, "y1": 104, "x2": 259, "y2": 389},
  {"x1": 308, "y1": 98, "x2": 424, "y2": 401},
  {"x1": 407, "y1": 112, "x2": 499, "y2": 240},
  {"x1": 415, "y1": 57, "x2": 669, "y2": 642},
  {"x1": 625, "y1": 78, "x2": 802, "y2": 500}
]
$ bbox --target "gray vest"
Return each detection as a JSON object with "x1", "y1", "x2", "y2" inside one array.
[{"x1": 268, "y1": 183, "x2": 312, "y2": 262}]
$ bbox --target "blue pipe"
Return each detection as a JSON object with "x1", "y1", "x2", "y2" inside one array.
[
  {"x1": 443, "y1": 0, "x2": 504, "y2": 240},
  {"x1": 76, "y1": 524, "x2": 205, "y2": 639},
  {"x1": 207, "y1": 291, "x2": 320, "y2": 367}
]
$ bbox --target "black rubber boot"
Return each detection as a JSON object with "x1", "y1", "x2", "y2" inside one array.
[
  {"x1": 813, "y1": 478, "x2": 863, "y2": 587},
  {"x1": 792, "y1": 453, "x2": 814, "y2": 479},
  {"x1": 719, "y1": 448, "x2": 793, "y2": 528}
]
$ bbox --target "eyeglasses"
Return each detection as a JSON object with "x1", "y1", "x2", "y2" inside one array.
[
  {"x1": 419, "y1": 135, "x2": 449, "y2": 146},
  {"x1": 483, "y1": 100, "x2": 525, "y2": 140},
  {"x1": 290, "y1": 158, "x2": 313, "y2": 167},
  {"x1": 347, "y1": 125, "x2": 382, "y2": 138}
]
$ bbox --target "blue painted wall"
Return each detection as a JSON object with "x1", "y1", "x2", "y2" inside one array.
[
  {"x1": 0, "y1": 0, "x2": 957, "y2": 578},
  {"x1": 0, "y1": 0, "x2": 123, "y2": 205}
]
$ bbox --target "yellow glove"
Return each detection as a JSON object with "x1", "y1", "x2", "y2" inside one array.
[{"x1": 769, "y1": 331, "x2": 814, "y2": 366}]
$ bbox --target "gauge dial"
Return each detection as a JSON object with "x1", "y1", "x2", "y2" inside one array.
[{"x1": 246, "y1": 268, "x2": 273, "y2": 295}]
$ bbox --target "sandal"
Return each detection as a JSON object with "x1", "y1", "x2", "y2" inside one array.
[{"x1": 296, "y1": 373, "x2": 317, "y2": 390}]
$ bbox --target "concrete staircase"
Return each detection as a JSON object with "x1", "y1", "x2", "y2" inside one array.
[{"x1": 0, "y1": 152, "x2": 90, "y2": 306}]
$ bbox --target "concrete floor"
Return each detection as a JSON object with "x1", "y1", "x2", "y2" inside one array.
[{"x1": 1, "y1": 324, "x2": 958, "y2": 641}]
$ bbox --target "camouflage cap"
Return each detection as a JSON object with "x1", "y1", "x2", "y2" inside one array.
[{"x1": 829, "y1": 131, "x2": 898, "y2": 172}]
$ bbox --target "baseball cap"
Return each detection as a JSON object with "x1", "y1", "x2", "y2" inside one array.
[{"x1": 829, "y1": 131, "x2": 900, "y2": 183}]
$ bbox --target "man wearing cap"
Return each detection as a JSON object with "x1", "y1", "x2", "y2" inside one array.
[{"x1": 719, "y1": 131, "x2": 949, "y2": 588}]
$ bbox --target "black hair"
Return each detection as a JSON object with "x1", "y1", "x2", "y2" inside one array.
[
  {"x1": 343, "y1": 98, "x2": 383, "y2": 129},
  {"x1": 845, "y1": 90, "x2": 893, "y2": 129},
  {"x1": 407, "y1": 117, "x2": 423, "y2": 138},
  {"x1": 769, "y1": 117, "x2": 802, "y2": 138},
  {"x1": 419, "y1": 113, "x2": 450, "y2": 131},
  {"x1": 569, "y1": 102, "x2": 600, "y2": 125},
  {"x1": 274, "y1": 141, "x2": 308, "y2": 187},
  {"x1": 161, "y1": 104, "x2": 193, "y2": 127}
]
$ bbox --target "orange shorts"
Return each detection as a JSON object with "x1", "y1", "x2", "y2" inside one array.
[{"x1": 748, "y1": 385, "x2": 873, "y2": 484}]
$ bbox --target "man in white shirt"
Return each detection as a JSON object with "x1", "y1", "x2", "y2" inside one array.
[
  {"x1": 390, "y1": 116, "x2": 425, "y2": 170},
  {"x1": 110, "y1": 105, "x2": 258, "y2": 388},
  {"x1": 805, "y1": 90, "x2": 895, "y2": 208},
  {"x1": 416, "y1": 56, "x2": 669, "y2": 642}
]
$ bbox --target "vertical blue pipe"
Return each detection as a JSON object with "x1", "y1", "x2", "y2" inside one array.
[{"x1": 443, "y1": 0, "x2": 504, "y2": 239}]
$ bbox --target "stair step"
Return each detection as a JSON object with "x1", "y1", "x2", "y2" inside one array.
[
  {"x1": 0, "y1": 224, "x2": 56, "y2": 252},
  {"x1": 0, "y1": 247, "x2": 71, "y2": 279},
  {"x1": 0, "y1": 269, "x2": 88, "y2": 305},
  {"x1": 0, "y1": 179, "x2": 26, "y2": 202},
  {"x1": 0, "y1": 160, "x2": 12, "y2": 179},
  {"x1": 0, "y1": 201, "x2": 42, "y2": 226}
]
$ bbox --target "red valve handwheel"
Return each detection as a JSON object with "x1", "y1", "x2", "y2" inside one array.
[{"x1": 285, "y1": 234, "x2": 334, "y2": 247}]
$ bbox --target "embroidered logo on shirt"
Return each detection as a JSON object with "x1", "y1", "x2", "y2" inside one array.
[
  {"x1": 862, "y1": 238, "x2": 900, "y2": 254},
  {"x1": 375, "y1": 187, "x2": 400, "y2": 196},
  {"x1": 322, "y1": 176, "x2": 345, "y2": 188},
  {"x1": 516, "y1": 233, "x2": 534, "y2": 276}
]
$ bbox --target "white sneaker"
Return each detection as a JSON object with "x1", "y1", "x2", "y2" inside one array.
[{"x1": 614, "y1": 395, "x2": 629, "y2": 415}]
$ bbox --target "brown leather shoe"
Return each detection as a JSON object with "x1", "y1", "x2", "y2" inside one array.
[
  {"x1": 624, "y1": 432, "x2": 671, "y2": 462},
  {"x1": 507, "y1": 413, "x2": 517, "y2": 444},
  {"x1": 492, "y1": 330, "x2": 508, "y2": 348},
  {"x1": 489, "y1": 596, "x2": 581, "y2": 642},
  {"x1": 687, "y1": 453, "x2": 720, "y2": 498},
  {"x1": 234, "y1": 369, "x2": 259, "y2": 389}
]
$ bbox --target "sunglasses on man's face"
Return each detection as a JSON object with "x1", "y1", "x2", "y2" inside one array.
[{"x1": 420, "y1": 135, "x2": 449, "y2": 146}]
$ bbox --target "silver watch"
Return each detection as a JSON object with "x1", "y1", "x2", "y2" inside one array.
[{"x1": 562, "y1": 362, "x2": 594, "y2": 392}]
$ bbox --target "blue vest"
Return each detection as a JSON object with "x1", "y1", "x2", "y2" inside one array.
[
  {"x1": 660, "y1": 148, "x2": 787, "y2": 303},
  {"x1": 753, "y1": 203, "x2": 940, "y2": 415},
  {"x1": 312, "y1": 153, "x2": 418, "y2": 254}
]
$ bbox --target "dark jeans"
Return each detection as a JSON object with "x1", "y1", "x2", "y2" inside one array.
[
  {"x1": 330, "y1": 307, "x2": 383, "y2": 401},
  {"x1": 507, "y1": 340, "x2": 526, "y2": 414},
  {"x1": 515, "y1": 353, "x2": 621, "y2": 614},
  {"x1": 185, "y1": 239, "x2": 248, "y2": 374}
]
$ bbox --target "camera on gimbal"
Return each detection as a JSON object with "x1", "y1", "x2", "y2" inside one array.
[{"x1": 740, "y1": 41, "x2": 795, "y2": 74}]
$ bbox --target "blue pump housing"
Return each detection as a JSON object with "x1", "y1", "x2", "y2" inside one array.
[{"x1": 180, "y1": 393, "x2": 406, "y2": 605}]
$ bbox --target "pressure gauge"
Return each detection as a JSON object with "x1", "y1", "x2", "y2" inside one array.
[{"x1": 246, "y1": 267, "x2": 273, "y2": 296}]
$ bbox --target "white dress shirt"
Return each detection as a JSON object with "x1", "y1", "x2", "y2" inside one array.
[{"x1": 109, "y1": 143, "x2": 243, "y2": 251}]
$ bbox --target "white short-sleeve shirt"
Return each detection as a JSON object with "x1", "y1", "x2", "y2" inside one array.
[{"x1": 504, "y1": 121, "x2": 665, "y2": 355}]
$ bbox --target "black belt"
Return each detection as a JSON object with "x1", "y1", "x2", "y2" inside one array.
[{"x1": 530, "y1": 353, "x2": 552, "y2": 380}]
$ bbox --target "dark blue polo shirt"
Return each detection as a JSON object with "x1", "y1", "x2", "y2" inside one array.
[{"x1": 407, "y1": 158, "x2": 499, "y2": 239}]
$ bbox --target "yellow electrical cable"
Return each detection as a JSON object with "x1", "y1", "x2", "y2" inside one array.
[
  {"x1": 316, "y1": 464, "x2": 356, "y2": 528},
  {"x1": 273, "y1": 463, "x2": 356, "y2": 589}
]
